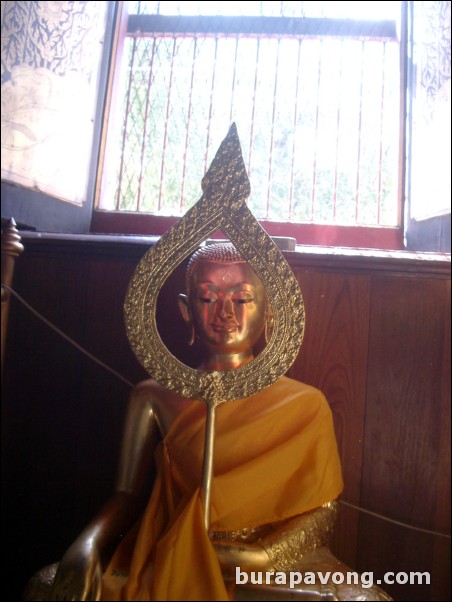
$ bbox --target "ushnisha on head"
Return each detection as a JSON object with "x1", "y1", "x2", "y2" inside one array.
[{"x1": 178, "y1": 242, "x2": 273, "y2": 371}]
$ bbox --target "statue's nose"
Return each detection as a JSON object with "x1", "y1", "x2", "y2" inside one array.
[{"x1": 218, "y1": 296, "x2": 233, "y2": 317}]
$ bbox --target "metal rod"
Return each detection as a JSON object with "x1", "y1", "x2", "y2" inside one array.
[{"x1": 201, "y1": 403, "x2": 217, "y2": 531}]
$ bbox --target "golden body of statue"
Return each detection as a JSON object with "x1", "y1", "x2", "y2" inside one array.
[{"x1": 25, "y1": 242, "x2": 391, "y2": 601}]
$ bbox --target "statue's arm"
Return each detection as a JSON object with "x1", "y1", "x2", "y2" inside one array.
[
  {"x1": 213, "y1": 500, "x2": 338, "y2": 573},
  {"x1": 50, "y1": 381, "x2": 161, "y2": 601}
]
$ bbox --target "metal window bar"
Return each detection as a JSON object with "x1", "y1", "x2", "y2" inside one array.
[
  {"x1": 332, "y1": 40, "x2": 344, "y2": 222},
  {"x1": 204, "y1": 35, "x2": 219, "y2": 176},
  {"x1": 137, "y1": 37, "x2": 157, "y2": 211},
  {"x1": 311, "y1": 39, "x2": 323, "y2": 223},
  {"x1": 116, "y1": 35, "x2": 137, "y2": 211},
  {"x1": 247, "y1": 37, "x2": 261, "y2": 183},
  {"x1": 180, "y1": 37, "x2": 198, "y2": 213},
  {"x1": 266, "y1": 37, "x2": 281, "y2": 218},
  {"x1": 288, "y1": 38, "x2": 303, "y2": 221},
  {"x1": 158, "y1": 37, "x2": 177, "y2": 212},
  {"x1": 355, "y1": 41, "x2": 365, "y2": 225},
  {"x1": 377, "y1": 43, "x2": 386, "y2": 225},
  {"x1": 128, "y1": 14, "x2": 397, "y2": 38},
  {"x1": 228, "y1": 36, "x2": 240, "y2": 126}
]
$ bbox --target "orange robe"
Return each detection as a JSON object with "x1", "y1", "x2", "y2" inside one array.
[{"x1": 102, "y1": 376, "x2": 344, "y2": 601}]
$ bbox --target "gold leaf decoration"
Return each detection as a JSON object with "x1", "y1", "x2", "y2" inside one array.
[{"x1": 124, "y1": 124, "x2": 305, "y2": 406}]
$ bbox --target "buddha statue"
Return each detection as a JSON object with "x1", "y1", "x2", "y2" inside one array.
[
  {"x1": 24, "y1": 125, "x2": 391, "y2": 601},
  {"x1": 24, "y1": 241, "x2": 391, "y2": 602}
]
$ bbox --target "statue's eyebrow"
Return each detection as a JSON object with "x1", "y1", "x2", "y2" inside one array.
[
  {"x1": 196, "y1": 282, "x2": 219, "y2": 291},
  {"x1": 196, "y1": 282, "x2": 256, "y2": 292},
  {"x1": 231, "y1": 284, "x2": 255, "y2": 293}
]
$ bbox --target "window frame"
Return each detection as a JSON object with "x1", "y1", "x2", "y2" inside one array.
[
  {"x1": 0, "y1": 1, "x2": 118, "y2": 235},
  {"x1": 91, "y1": 1, "x2": 407, "y2": 250}
]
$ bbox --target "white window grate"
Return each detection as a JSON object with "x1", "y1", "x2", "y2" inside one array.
[{"x1": 99, "y1": 1, "x2": 401, "y2": 228}]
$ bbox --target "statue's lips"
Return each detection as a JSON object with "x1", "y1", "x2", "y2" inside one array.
[{"x1": 211, "y1": 322, "x2": 238, "y2": 333}]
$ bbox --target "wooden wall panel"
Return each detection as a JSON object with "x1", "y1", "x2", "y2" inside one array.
[
  {"x1": 430, "y1": 280, "x2": 451, "y2": 601},
  {"x1": 2, "y1": 254, "x2": 140, "y2": 602},
  {"x1": 1, "y1": 237, "x2": 450, "y2": 601},
  {"x1": 1, "y1": 243, "x2": 203, "y2": 602},
  {"x1": 287, "y1": 269, "x2": 371, "y2": 569},
  {"x1": 359, "y1": 275, "x2": 451, "y2": 601}
]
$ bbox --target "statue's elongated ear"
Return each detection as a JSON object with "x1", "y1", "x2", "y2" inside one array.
[
  {"x1": 178, "y1": 293, "x2": 191, "y2": 325},
  {"x1": 178, "y1": 294, "x2": 195, "y2": 346}
]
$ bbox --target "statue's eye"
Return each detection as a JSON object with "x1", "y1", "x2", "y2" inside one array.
[
  {"x1": 198, "y1": 293, "x2": 217, "y2": 303},
  {"x1": 233, "y1": 291, "x2": 254, "y2": 304}
]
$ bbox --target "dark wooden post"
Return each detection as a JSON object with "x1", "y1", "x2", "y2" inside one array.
[{"x1": 1, "y1": 218, "x2": 24, "y2": 373}]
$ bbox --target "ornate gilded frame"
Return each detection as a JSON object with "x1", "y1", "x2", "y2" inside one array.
[{"x1": 124, "y1": 124, "x2": 305, "y2": 406}]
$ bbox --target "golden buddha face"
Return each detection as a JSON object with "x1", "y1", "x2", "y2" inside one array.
[{"x1": 179, "y1": 245, "x2": 270, "y2": 370}]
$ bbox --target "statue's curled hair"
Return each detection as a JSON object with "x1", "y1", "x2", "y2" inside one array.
[{"x1": 186, "y1": 242, "x2": 245, "y2": 295}]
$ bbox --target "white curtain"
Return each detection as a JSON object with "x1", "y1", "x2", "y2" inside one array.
[{"x1": 1, "y1": 1, "x2": 109, "y2": 205}]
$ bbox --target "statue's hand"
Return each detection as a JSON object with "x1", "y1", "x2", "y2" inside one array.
[
  {"x1": 213, "y1": 540, "x2": 270, "y2": 574},
  {"x1": 50, "y1": 540, "x2": 102, "y2": 601}
]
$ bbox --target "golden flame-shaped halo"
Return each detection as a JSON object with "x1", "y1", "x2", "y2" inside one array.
[{"x1": 124, "y1": 124, "x2": 305, "y2": 407}]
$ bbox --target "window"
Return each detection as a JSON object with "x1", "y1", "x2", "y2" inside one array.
[
  {"x1": 93, "y1": 1, "x2": 406, "y2": 249},
  {"x1": 404, "y1": 0, "x2": 451, "y2": 252}
]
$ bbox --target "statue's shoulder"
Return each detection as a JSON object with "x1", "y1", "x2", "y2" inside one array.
[
  {"x1": 131, "y1": 378, "x2": 194, "y2": 435},
  {"x1": 129, "y1": 379, "x2": 181, "y2": 412},
  {"x1": 133, "y1": 377, "x2": 167, "y2": 396},
  {"x1": 278, "y1": 374, "x2": 325, "y2": 396},
  {"x1": 278, "y1": 375, "x2": 331, "y2": 413},
  {"x1": 128, "y1": 378, "x2": 161, "y2": 403}
]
